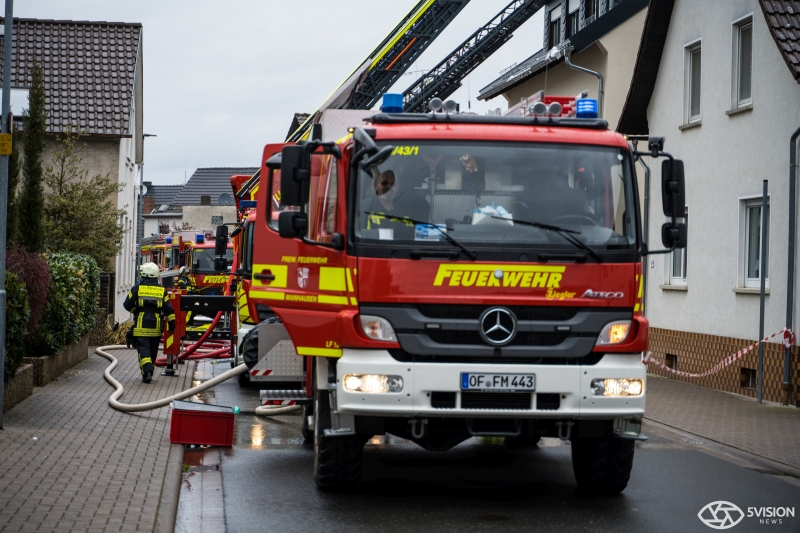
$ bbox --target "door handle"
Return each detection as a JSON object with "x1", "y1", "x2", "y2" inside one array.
[{"x1": 255, "y1": 272, "x2": 276, "y2": 282}]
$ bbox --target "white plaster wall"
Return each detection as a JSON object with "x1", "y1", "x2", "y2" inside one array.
[
  {"x1": 181, "y1": 206, "x2": 237, "y2": 233},
  {"x1": 645, "y1": 0, "x2": 800, "y2": 340},
  {"x1": 499, "y1": 8, "x2": 647, "y2": 131},
  {"x1": 114, "y1": 136, "x2": 139, "y2": 322},
  {"x1": 143, "y1": 215, "x2": 183, "y2": 238}
]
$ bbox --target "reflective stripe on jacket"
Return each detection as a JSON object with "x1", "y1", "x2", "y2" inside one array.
[{"x1": 123, "y1": 278, "x2": 176, "y2": 337}]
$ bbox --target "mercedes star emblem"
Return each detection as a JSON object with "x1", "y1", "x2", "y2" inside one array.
[{"x1": 479, "y1": 307, "x2": 517, "y2": 346}]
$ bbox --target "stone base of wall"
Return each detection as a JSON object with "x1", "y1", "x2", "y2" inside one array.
[
  {"x1": 3, "y1": 364, "x2": 33, "y2": 413},
  {"x1": 648, "y1": 327, "x2": 800, "y2": 405},
  {"x1": 23, "y1": 337, "x2": 91, "y2": 387}
]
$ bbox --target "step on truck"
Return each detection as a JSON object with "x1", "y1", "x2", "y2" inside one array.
[{"x1": 245, "y1": 95, "x2": 687, "y2": 493}]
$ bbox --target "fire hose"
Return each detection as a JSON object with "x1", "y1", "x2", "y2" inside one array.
[{"x1": 100, "y1": 257, "x2": 300, "y2": 415}]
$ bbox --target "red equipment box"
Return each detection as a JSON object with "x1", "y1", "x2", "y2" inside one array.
[{"x1": 170, "y1": 400, "x2": 235, "y2": 447}]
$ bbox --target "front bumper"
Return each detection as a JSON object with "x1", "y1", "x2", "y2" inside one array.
[{"x1": 335, "y1": 349, "x2": 646, "y2": 419}]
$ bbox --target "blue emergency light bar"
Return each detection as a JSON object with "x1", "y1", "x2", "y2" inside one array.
[
  {"x1": 195, "y1": 234, "x2": 205, "y2": 244},
  {"x1": 240, "y1": 200, "x2": 257, "y2": 209},
  {"x1": 576, "y1": 98, "x2": 599, "y2": 119},
  {"x1": 381, "y1": 93, "x2": 404, "y2": 114}
]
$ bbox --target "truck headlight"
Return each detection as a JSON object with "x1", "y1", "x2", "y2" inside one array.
[
  {"x1": 591, "y1": 378, "x2": 644, "y2": 397},
  {"x1": 595, "y1": 320, "x2": 632, "y2": 345},
  {"x1": 342, "y1": 374, "x2": 404, "y2": 394},
  {"x1": 359, "y1": 315, "x2": 397, "y2": 342}
]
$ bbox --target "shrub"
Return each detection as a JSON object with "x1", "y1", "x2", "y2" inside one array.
[
  {"x1": 5, "y1": 244, "x2": 51, "y2": 334},
  {"x1": 4, "y1": 272, "x2": 31, "y2": 382},
  {"x1": 28, "y1": 252, "x2": 100, "y2": 356}
]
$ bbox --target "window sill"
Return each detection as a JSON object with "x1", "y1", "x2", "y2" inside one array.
[
  {"x1": 733, "y1": 287, "x2": 770, "y2": 295},
  {"x1": 660, "y1": 284, "x2": 688, "y2": 291},
  {"x1": 678, "y1": 120, "x2": 702, "y2": 131},
  {"x1": 726, "y1": 104, "x2": 753, "y2": 116}
]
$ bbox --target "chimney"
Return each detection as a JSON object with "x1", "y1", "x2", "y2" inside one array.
[
  {"x1": 143, "y1": 195, "x2": 156, "y2": 214},
  {"x1": 200, "y1": 195, "x2": 211, "y2": 206}
]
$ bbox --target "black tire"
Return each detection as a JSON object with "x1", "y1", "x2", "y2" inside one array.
[
  {"x1": 313, "y1": 388, "x2": 364, "y2": 490},
  {"x1": 571, "y1": 437, "x2": 635, "y2": 494},
  {"x1": 237, "y1": 369, "x2": 250, "y2": 387}
]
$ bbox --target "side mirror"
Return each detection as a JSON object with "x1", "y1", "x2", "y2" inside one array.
[
  {"x1": 214, "y1": 225, "x2": 229, "y2": 256},
  {"x1": 352, "y1": 127, "x2": 379, "y2": 163},
  {"x1": 363, "y1": 145, "x2": 395, "y2": 169},
  {"x1": 278, "y1": 211, "x2": 308, "y2": 238},
  {"x1": 214, "y1": 258, "x2": 228, "y2": 272},
  {"x1": 661, "y1": 222, "x2": 687, "y2": 249},
  {"x1": 281, "y1": 145, "x2": 308, "y2": 206},
  {"x1": 331, "y1": 233, "x2": 344, "y2": 251},
  {"x1": 193, "y1": 259, "x2": 200, "y2": 271},
  {"x1": 661, "y1": 159, "x2": 686, "y2": 218}
]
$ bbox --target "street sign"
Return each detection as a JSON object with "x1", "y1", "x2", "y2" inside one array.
[{"x1": 0, "y1": 133, "x2": 11, "y2": 155}]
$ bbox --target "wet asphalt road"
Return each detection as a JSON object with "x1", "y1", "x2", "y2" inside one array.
[{"x1": 215, "y1": 412, "x2": 800, "y2": 533}]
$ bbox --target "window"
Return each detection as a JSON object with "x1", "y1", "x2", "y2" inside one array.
[
  {"x1": 669, "y1": 210, "x2": 688, "y2": 285},
  {"x1": 739, "y1": 196, "x2": 770, "y2": 289},
  {"x1": 740, "y1": 367, "x2": 757, "y2": 388},
  {"x1": 732, "y1": 16, "x2": 753, "y2": 109},
  {"x1": 684, "y1": 41, "x2": 702, "y2": 124},
  {"x1": 566, "y1": 0, "x2": 580, "y2": 38},
  {"x1": 665, "y1": 354, "x2": 678, "y2": 370},
  {"x1": 548, "y1": 5, "x2": 562, "y2": 49},
  {"x1": 584, "y1": 0, "x2": 599, "y2": 24}
]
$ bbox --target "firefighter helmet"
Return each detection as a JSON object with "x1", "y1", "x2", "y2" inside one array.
[
  {"x1": 179, "y1": 266, "x2": 189, "y2": 276},
  {"x1": 141, "y1": 262, "x2": 160, "y2": 278}
]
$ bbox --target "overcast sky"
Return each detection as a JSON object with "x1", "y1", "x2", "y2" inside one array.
[{"x1": 19, "y1": 1, "x2": 544, "y2": 185}]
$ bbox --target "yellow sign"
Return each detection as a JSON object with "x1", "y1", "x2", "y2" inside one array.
[
  {"x1": 433, "y1": 264, "x2": 566, "y2": 289},
  {"x1": 0, "y1": 133, "x2": 11, "y2": 155}
]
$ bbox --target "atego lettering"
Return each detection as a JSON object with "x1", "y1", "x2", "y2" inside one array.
[{"x1": 581, "y1": 289, "x2": 624, "y2": 299}]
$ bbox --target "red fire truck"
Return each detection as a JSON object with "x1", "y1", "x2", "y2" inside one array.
[{"x1": 235, "y1": 96, "x2": 687, "y2": 493}]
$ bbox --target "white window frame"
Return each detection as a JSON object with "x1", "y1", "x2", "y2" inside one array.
[
  {"x1": 667, "y1": 208, "x2": 688, "y2": 286},
  {"x1": 731, "y1": 14, "x2": 754, "y2": 109},
  {"x1": 738, "y1": 195, "x2": 770, "y2": 289},
  {"x1": 684, "y1": 39, "x2": 702, "y2": 125}
]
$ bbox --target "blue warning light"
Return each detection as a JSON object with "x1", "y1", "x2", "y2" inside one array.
[
  {"x1": 576, "y1": 98, "x2": 598, "y2": 119},
  {"x1": 381, "y1": 93, "x2": 404, "y2": 114}
]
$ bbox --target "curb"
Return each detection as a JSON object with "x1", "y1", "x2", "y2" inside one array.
[
  {"x1": 155, "y1": 442, "x2": 184, "y2": 533},
  {"x1": 643, "y1": 418, "x2": 800, "y2": 479}
]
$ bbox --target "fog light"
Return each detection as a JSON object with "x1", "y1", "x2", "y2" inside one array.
[
  {"x1": 596, "y1": 320, "x2": 632, "y2": 345},
  {"x1": 590, "y1": 378, "x2": 643, "y2": 397},
  {"x1": 342, "y1": 374, "x2": 403, "y2": 394}
]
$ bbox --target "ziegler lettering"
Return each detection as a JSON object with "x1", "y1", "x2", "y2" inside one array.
[
  {"x1": 581, "y1": 289, "x2": 624, "y2": 299},
  {"x1": 434, "y1": 265, "x2": 566, "y2": 289},
  {"x1": 546, "y1": 289, "x2": 576, "y2": 300}
]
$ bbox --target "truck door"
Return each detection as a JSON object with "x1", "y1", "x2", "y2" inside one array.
[{"x1": 251, "y1": 143, "x2": 353, "y2": 358}]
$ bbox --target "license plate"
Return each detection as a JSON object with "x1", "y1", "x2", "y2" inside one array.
[{"x1": 460, "y1": 373, "x2": 536, "y2": 392}]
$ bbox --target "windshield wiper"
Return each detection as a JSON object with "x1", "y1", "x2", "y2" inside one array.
[
  {"x1": 364, "y1": 211, "x2": 477, "y2": 260},
  {"x1": 493, "y1": 216, "x2": 603, "y2": 263}
]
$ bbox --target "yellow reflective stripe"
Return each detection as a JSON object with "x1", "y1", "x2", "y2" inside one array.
[
  {"x1": 252, "y1": 264, "x2": 288, "y2": 288},
  {"x1": 166, "y1": 335, "x2": 174, "y2": 349},
  {"x1": 133, "y1": 328, "x2": 162, "y2": 336},
  {"x1": 296, "y1": 347, "x2": 342, "y2": 357},
  {"x1": 345, "y1": 268, "x2": 354, "y2": 292},
  {"x1": 369, "y1": 0, "x2": 436, "y2": 70},
  {"x1": 638, "y1": 275, "x2": 643, "y2": 298},
  {"x1": 250, "y1": 289, "x2": 285, "y2": 301},
  {"x1": 166, "y1": 314, "x2": 175, "y2": 322},
  {"x1": 319, "y1": 267, "x2": 347, "y2": 292},
  {"x1": 634, "y1": 303, "x2": 641, "y2": 312},
  {"x1": 318, "y1": 295, "x2": 349, "y2": 305},
  {"x1": 138, "y1": 286, "x2": 165, "y2": 297},
  {"x1": 350, "y1": 297, "x2": 358, "y2": 306}
]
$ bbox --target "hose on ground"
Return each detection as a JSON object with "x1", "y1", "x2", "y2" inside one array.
[{"x1": 97, "y1": 345, "x2": 302, "y2": 416}]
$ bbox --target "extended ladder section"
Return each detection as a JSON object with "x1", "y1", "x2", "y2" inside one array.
[
  {"x1": 403, "y1": 0, "x2": 543, "y2": 113},
  {"x1": 287, "y1": 0, "x2": 471, "y2": 142}
]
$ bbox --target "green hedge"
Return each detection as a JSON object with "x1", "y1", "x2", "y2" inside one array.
[
  {"x1": 4, "y1": 272, "x2": 30, "y2": 381},
  {"x1": 28, "y1": 252, "x2": 100, "y2": 356}
]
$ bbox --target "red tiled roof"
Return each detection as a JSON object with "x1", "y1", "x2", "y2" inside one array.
[
  {"x1": 759, "y1": 0, "x2": 800, "y2": 82},
  {"x1": 0, "y1": 18, "x2": 142, "y2": 135}
]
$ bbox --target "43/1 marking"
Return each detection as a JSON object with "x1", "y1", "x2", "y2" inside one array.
[{"x1": 392, "y1": 146, "x2": 419, "y2": 156}]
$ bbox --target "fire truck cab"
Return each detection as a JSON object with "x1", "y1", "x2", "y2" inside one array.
[{"x1": 247, "y1": 98, "x2": 687, "y2": 493}]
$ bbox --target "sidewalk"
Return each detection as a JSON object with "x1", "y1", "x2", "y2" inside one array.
[
  {"x1": 645, "y1": 374, "x2": 800, "y2": 472},
  {"x1": 0, "y1": 347, "x2": 193, "y2": 533}
]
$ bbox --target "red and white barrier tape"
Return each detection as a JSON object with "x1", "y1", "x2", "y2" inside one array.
[{"x1": 642, "y1": 327, "x2": 795, "y2": 379}]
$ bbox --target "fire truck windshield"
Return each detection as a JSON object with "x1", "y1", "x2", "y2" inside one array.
[
  {"x1": 193, "y1": 248, "x2": 233, "y2": 274},
  {"x1": 354, "y1": 141, "x2": 636, "y2": 258}
]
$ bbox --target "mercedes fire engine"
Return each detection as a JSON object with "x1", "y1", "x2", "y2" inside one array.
[{"x1": 230, "y1": 94, "x2": 687, "y2": 493}]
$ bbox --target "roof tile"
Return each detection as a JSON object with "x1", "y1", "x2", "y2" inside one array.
[
  {"x1": 0, "y1": 17, "x2": 142, "y2": 135},
  {"x1": 760, "y1": 0, "x2": 800, "y2": 81},
  {"x1": 171, "y1": 168, "x2": 259, "y2": 207}
]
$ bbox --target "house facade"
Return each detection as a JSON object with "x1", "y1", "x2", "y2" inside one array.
[
  {"x1": 478, "y1": 0, "x2": 648, "y2": 131},
  {"x1": 1, "y1": 18, "x2": 144, "y2": 322},
  {"x1": 618, "y1": 0, "x2": 800, "y2": 404}
]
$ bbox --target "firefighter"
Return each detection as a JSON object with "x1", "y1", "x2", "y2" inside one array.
[
  {"x1": 176, "y1": 266, "x2": 194, "y2": 292},
  {"x1": 123, "y1": 262, "x2": 175, "y2": 383}
]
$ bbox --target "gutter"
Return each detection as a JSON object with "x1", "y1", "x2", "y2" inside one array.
[{"x1": 784, "y1": 125, "x2": 800, "y2": 406}]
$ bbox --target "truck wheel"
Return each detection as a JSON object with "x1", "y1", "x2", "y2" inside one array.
[
  {"x1": 313, "y1": 389, "x2": 364, "y2": 490},
  {"x1": 237, "y1": 369, "x2": 250, "y2": 387},
  {"x1": 571, "y1": 437, "x2": 635, "y2": 494}
]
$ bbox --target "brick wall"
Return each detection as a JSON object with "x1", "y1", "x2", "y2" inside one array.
[{"x1": 648, "y1": 327, "x2": 800, "y2": 405}]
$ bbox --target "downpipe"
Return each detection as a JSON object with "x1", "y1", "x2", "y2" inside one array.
[
  {"x1": 564, "y1": 47, "x2": 604, "y2": 119},
  {"x1": 784, "y1": 125, "x2": 800, "y2": 405}
]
